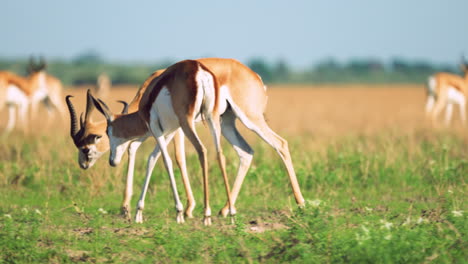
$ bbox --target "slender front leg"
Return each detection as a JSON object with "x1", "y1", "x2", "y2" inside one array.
[
  {"x1": 156, "y1": 133, "x2": 184, "y2": 224},
  {"x1": 135, "y1": 133, "x2": 178, "y2": 223},
  {"x1": 135, "y1": 145, "x2": 161, "y2": 224},
  {"x1": 121, "y1": 140, "x2": 144, "y2": 219},
  {"x1": 444, "y1": 103, "x2": 454, "y2": 126},
  {"x1": 173, "y1": 128, "x2": 196, "y2": 218},
  {"x1": 18, "y1": 103, "x2": 29, "y2": 133}
]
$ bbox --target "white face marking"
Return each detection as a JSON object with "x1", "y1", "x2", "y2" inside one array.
[
  {"x1": 447, "y1": 87, "x2": 466, "y2": 105},
  {"x1": 78, "y1": 144, "x2": 105, "y2": 169}
]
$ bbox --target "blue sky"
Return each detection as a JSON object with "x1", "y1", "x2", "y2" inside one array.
[{"x1": 1, "y1": 0, "x2": 467, "y2": 68}]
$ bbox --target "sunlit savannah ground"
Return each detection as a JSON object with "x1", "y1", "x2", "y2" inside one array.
[{"x1": 0, "y1": 84, "x2": 466, "y2": 263}]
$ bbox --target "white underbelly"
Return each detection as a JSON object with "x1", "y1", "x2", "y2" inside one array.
[
  {"x1": 150, "y1": 87, "x2": 180, "y2": 135},
  {"x1": 447, "y1": 87, "x2": 465, "y2": 105},
  {"x1": 6, "y1": 85, "x2": 29, "y2": 105}
]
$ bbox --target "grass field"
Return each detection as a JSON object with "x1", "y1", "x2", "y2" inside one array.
[{"x1": 0, "y1": 85, "x2": 467, "y2": 263}]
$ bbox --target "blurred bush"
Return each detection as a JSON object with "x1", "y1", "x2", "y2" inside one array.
[{"x1": 0, "y1": 53, "x2": 458, "y2": 86}]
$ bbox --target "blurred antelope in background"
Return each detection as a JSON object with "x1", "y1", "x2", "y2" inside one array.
[
  {"x1": 0, "y1": 57, "x2": 67, "y2": 133},
  {"x1": 96, "y1": 73, "x2": 111, "y2": 99},
  {"x1": 27, "y1": 57, "x2": 67, "y2": 125},
  {"x1": 0, "y1": 71, "x2": 32, "y2": 132},
  {"x1": 426, "y1": 58, "x2": 468, "y2": 126}
]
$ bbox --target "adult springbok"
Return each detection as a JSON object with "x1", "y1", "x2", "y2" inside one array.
[
  {"x1": 27, "y1": 57, "x2": 67, "y2": 124},
  {"x1": 426, "y1": 58, "x2": 468, "y2": 126},
  {"x1": 92, "y1": 59, "x2": 233, "y2": 225},
  {"x1": 66, "y1": 58, "x2": 305, "y2": 223}
]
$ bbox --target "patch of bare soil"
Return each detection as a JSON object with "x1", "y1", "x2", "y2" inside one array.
[{"x1": 246, "y1": 220, "x2": 289, "y2": 233}]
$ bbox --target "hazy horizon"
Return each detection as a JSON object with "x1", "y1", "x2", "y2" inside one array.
[{"x1": 2, "y1": 0, "x2": 467, "y2": 68}]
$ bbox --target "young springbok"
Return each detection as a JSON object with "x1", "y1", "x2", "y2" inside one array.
[
  {"x1": 426, "y1": 58, "x2": 468, "y2": 126},
  {"x1": 93, "y1": 60, "x2": 233, "y2": 225},
  {"x1": 66, "y1": 58, "x2": 305, "y2": 222}
]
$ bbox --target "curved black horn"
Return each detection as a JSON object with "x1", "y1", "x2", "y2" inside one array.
[
  {"x1": 84, "y1": 89, "x2": 95, "y2": 123},
  {"x1": 27, "y1": 56, "x2": 36, "y2": 74},
  {"x1": 65, "y1": 95, "x2": 79, "y2": 140},
  {"x1": 80, "y1": 113, "x2": 85, "y2": 128},
  {"x1": 118, "y1": 100, "x2": 129, "y2": 114},
  {"x1": 38, "y1": 56, "x2": 47, "y2": 70}
]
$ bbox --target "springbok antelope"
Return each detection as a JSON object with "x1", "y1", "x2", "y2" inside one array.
[
  {"x1": 0, "y1": 71, "x2": 32, "y2": 132},
  {"x1": 426, "y1": 59, "x2": 468, "y2": 126},
  {"x1": 92, "y1": 60, "x2": 233, "y2": 225},
  {"x1": 66, "y1": 58, "x2": 305, "y2": 222},
  {"x1": 27, "y1": 57, "x2": 67, "y2": 124}
]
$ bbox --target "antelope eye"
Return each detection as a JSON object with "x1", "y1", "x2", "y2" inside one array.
[{"x1": 82, "y1": 148, "x2": 90, "y2": 155}]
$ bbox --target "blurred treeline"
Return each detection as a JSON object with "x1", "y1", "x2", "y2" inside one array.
[{"x1": 0, "y1": 52, "x2": 459, "y2": 86}]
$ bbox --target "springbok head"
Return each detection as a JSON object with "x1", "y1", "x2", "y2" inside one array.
[
  {"x1": 66, "y1": 89, "x2": 110, "y2": 169},
  {"x1": 27, "y1": 56, "x2": 47, "y2": 74},
  {"x1": 92, "y1": 94, "x2": 133, "y2": 167}
]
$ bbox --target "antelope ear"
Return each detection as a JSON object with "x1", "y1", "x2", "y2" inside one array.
[{"x1": 92, "y1": 95, "x2": 114, "y2": 122}]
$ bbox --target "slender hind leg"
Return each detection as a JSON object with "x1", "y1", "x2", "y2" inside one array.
[
  {"x1": 235, "y1": 111, "x2": 305, "y2": 206},
  {"x1": 18, "y1": 103, "x2": 29, "y2": 133},
  {"x1": 173, "y1": 128, "x2": 196, "y2": 218},
  {"x1": 206, "y1": 113, "x2": 234, "y2": 219},
  {"x1": 179, "y1": 117, "x2": 211, "y2": 226},
  {"x1": 219, "y1": 109, "x2": 254, "y2": 217},
  {"x1": 5, "y1": 105, "x2": 16, "y2": 133},
  {"x1": 431, "y1": 92, "x2": 447, "y2": 126}
]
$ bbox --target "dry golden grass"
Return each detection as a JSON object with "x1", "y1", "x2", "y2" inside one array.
[{"x1": 1, "y1": 83, "x2": 466, "y2": 140}]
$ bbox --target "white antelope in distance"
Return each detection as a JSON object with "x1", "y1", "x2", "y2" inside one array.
[
  {"x1": 93, "y1": 59, "x2": 233, "y2": 225},
  {"x1": 66, "y1": 58, "x2": 305, "y2": 224},
  {"x1": 426, "y1": 58, "x2": 468, "y2": 126}
]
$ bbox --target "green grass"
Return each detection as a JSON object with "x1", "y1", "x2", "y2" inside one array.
[{"x1": 0, "y1": 130, "x2": 466, "y2": 263}]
